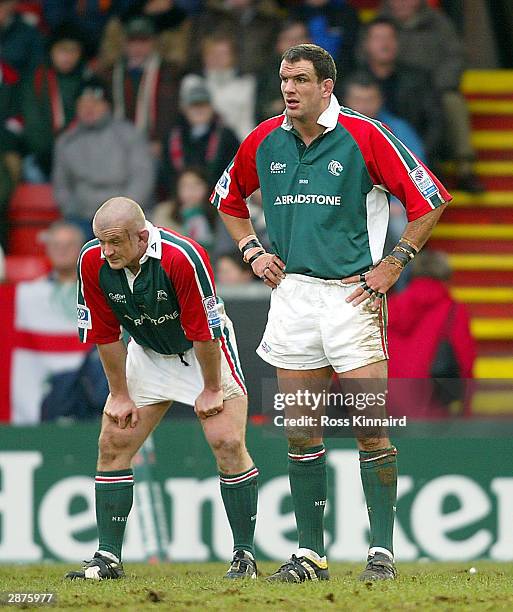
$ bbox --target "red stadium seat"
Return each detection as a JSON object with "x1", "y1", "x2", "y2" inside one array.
[
  {"x1": 7, "y1": 225, "x2": 49, "y2": 256},
  {"x1": 5, "y1": 255, "x2": 50, "y2": 283},
  {"x1": 7, "y1": 184, "x2": 61, "y2": 256},
  {"x1": 8, "y1": 183, "x2": 60, "y2": 222}
]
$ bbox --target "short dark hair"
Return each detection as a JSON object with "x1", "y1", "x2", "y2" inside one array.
[
  {"x1": 177, "y1": 166, "x2": 210, "y2": 187},
  {"x1": 78, "y1": 77, "x2": 112, "y2": 105},
  {"x1": 343, "y1": 72, "x2": 382, "y2": 96},
  {"x1": 364, "y1": 17, "x2": 399, "y2": 37},
  {"x1": 281, "y1": 44, "x2": 337, "y2": 83}
]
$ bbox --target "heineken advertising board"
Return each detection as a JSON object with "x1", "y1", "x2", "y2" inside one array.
[{"x1": 1, "y1": 421, "x2": 512, "y2": 563}]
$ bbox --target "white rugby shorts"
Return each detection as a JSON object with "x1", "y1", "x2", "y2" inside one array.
[
  {"x1": 256, "y1": 273, "x2": 388, "y2": 373},
  {"x1": 126, "y1": 308, "x2": 246, "y2": 408}
]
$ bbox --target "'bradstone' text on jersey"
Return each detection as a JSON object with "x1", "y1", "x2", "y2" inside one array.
[{"x1": 211, "y1": 95, "x2": 452, "y2": 279}]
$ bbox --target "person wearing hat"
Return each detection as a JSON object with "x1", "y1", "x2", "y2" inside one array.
[
  {"x1": 52, "y1": 78, "x2": 155, "y2": 238},
  {"x1": 161, "y1": 77, "x2": 240, "y2": 196},
  {"x1": 98, "y1": 15, "x2": 181, "y2": 160},
  {"x1": 119, "y1": 0, "x2": 191, "y2": 68},
  {"x1": 21, "y1": 22, "x2": 90, "y2": 180}
]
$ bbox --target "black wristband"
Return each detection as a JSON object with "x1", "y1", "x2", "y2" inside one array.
[
  {"x1": 397, "y1": 241, "x2": 417, "y2": 258},
  {"x1": 399, "y1": 237, "x2": 419, "y2": 253},
  {"x1": 248, "y1": 250, "x2": 265, "y2": 266},
  {"x1": 390, "y1": 249, "x2": 410, "y2": 266},
  {"x1": 241, "y1": 239, "x2": 263, "y2": 258},
  {"x1": 394, "y1": 245, "x2": 416, "y2": 260}
]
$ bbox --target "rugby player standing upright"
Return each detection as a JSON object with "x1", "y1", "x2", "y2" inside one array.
[{"x1": 211, "y1": 44, "x2": 451, "y2": 581}]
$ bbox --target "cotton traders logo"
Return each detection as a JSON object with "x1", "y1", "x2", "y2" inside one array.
[
  {"x1": 108, "y1": 292, "x2": 126, "y2": 303},
  {"x1": 270, "y1": 162, "x2": 287, "y2": 174},
  {"x1": 157, "y1": 290, "x2": 168, "y2": 302},
  {"x1": 327, "y1": 160, "x2": 343, "y2": 176}
]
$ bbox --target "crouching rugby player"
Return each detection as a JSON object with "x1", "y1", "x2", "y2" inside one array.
[{"x1": 66, "y1": 197, "x2": 258, "y2": 580}]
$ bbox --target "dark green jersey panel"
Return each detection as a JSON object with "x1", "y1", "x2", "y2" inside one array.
[{"x1": 211, "y1": 99, "x2": 451, "y2": 279}]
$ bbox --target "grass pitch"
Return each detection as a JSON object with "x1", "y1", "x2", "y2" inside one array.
[{"x1": 0, "y1": 562, "x2": 512, "y2": 611}]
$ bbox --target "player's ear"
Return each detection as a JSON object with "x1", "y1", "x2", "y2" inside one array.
[
  {"x1": 322, "y1": 78, "x2": 334, "y2": 98},
  {"x1": 139, "y1": 228, "x2": 149, "y2": 243}
]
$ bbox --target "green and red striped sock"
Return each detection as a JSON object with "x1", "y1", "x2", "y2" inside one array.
[
  {"x1": 220, "y1": 466, "x2": 259, "y2": 557},
  {"x1": 288, "y1": 445, "x2": 327, "y2": 558},
  {"x1": 95, "y1": 469, "x2": 134, "y2": 561}
]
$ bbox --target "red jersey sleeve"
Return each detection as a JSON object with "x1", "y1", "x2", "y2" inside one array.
[
  {"x1": 161, "y1": 235, "x2": 222, "y2": 342},
  {"x1": 340, "y1": 112, "x2": 452, "y2": 222},
  {"x1": 210, "y1": 116, "x2": 283, "y2": 218},
  {"x1": 77, "y1": 244, "x2": 122, "y2": 344}
]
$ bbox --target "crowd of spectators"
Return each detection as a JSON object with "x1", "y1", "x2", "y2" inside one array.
[
  {"x1": 0, "y1": 0, "x2": 493, "y2": 276},
  {"x1": 0, "y1": 0, "x2": 492, "y2": 422}
]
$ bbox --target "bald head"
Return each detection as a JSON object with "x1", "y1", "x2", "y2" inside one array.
[
  {"x1": 93, "y1": 197, "x2": 149, "y2": 272},
  {"x1": 93, "y1": 197, "x2": 146, "y2": 234}
]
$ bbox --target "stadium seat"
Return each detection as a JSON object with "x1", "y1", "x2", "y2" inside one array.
[
  {"x1": 4, "y1": 255, "x2": 50, "y2": 283},
  {"x1": 7, "y1": 184, "x2": 61, "y2": 256},
  {"x1": 7, "y1": 225, "x2": 50, "y2": 256},
  {"x1": 8, "y1": 183, "x2": 60, "y2": 222}
]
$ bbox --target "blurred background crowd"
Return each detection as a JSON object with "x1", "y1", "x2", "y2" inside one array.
[
  {"x1": 1, "y1": 0, "x2": 512, "y2": 261},
  {"x1": 0, "y1": 0, "x2": 512, "y2": 423}
]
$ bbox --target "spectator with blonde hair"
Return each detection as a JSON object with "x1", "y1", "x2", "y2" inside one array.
[{"x1": 182, "y1": 33, "x2": 256, "y2": 141}]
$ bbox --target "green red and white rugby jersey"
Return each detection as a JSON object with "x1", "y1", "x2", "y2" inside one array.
[
  {"x1": 211, "y1": 95, "x2": 452, "y2": 279},
  {"x1": 77, "y1": 222, "x2": 222, "y2": 354}
]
